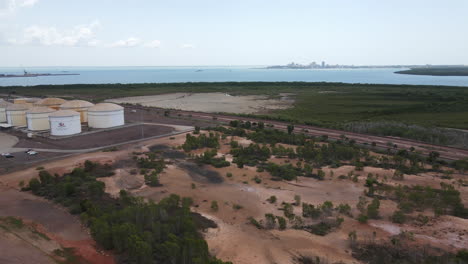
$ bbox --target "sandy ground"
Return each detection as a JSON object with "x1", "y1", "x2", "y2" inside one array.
[
  {"x1": 108, "y1": 92, "x2": 294, "y2": 114},
  {"x1": 1, "y1": 131, "x2": 467, "y2": 264},
  {"x1": 0, "y1": 132, "x2": 18, "y2": 153}
]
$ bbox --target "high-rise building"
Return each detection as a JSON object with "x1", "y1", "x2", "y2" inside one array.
[{"x1": 321, "y1": 61, "x2": 325, "y2": 68}]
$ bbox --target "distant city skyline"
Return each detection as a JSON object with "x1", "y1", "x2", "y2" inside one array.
[{"x1": 0, "y1": 0, "x2": 467, "y2": 67}]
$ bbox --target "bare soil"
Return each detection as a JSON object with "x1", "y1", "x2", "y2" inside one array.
[
  {"x1": 0, "y1": 131, "x2": 467, "y2": 264},
  {"x1": 109, "y1": 93, "x2": 294, "y2": 114}
]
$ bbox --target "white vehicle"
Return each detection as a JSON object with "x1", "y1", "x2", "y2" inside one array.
[{"x1": 27, "y1": 150, "x2": 38, "y2": 155}]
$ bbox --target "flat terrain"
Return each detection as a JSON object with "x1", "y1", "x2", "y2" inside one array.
[
  {"x1": 108, "y1": 92, "x2": 293, "y2": 114},
  {"x1": 2, "y1": 81, "x2": 468, "y2": 131}
]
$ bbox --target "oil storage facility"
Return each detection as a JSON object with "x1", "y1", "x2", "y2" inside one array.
[
  {"x1": 88, "y1": 103, "x2": 124, "y2": 128},
  {"x1": 35, "y1": 97, "x2": 67, "y2": 110},
  {"x1": 49, "y1": 110, "x2": 81, "y2": 136},
  {"x1": 59, "y1": 100, "x2": 94, "y2": 123},
  {"x1": 0, "y1": 99, "x2": 12, "y2": 123},
  {"x1": 6, "y1": 103, "x2": 30, "y2": 127},
  {"x1": 26, "y1": 107, "x2": 56, "y2": 131}
]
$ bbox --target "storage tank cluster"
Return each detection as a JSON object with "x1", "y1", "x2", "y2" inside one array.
[{"x1": 0, "y1": 97, "x2": 125, "y2": 136}]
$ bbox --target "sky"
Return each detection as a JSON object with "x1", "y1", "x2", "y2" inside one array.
[{"x1": 0, "y1": 0, "x2": 467, "y2": 67}]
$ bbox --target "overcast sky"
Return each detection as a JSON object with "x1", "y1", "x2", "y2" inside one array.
[{"x1": 0, "y1": 0, "x2": 467, "y2": 67}]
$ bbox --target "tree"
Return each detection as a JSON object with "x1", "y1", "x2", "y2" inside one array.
[
  {"x1": 211, "y1": 201, "x2": 219, "y2": 212},
  {"x1": 265, "y1": 213, "x2": 276, "y2": 229},
  {"x1": 317, "y1": 169, "x2": 325, "y2": 180},
  {"x1": 391, "y1": 210, "x2": 406, "y2": 224},
  {"x1": 267, "y1": 196, "x2": 277, "y2": 203},
  {"x1": 144, "y1": 171, "x2": 160, "y2": 186},
  {"x1": 367, "y1": 198, "x2": 380, "y2": 219},
  {"x1": 277, "y1": 216, "x2": 287, "y2": 230},
  {"x1": 294, "y1": 195, "x2": 301, "y2": 206},
  {"x1": 28, "y1": 178, "x2": 41, "y2": 194},
  {"x1": 287, "y1": 124, "x2": 294, "y2": 135},
  {"x1": 348, "y1": 230, "x2": 358, "y2": 248},
  {"x1": 427, "y1": 151, "x2": 440, "y2": 164},
  {"x1": 283, "y1": 203, "x2": 294, "y2": 219},
  {"x1": 357, "y1": 214, "x2": 368, "y2": 223}
]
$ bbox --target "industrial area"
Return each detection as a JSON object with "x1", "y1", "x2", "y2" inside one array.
[
  {"x1": 0, "y1": 95, "x2": 468, "y2": 264},
  {"x1": 1, "y1": 97, "x2": 124, "y2": 136}
]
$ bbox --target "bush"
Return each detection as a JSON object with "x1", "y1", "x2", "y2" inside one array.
[
  {"x1": 357, "y1": 214, "x2": 368, "y2": 223},
  {"x1": 233, "y1": 204, "x2": 243, "y2": 210},
  {"x1": 248, "y1": 217, "x2": 263, "y2": 229},
  {"x1": 391, "y1": 210, "x2": 406, "y2": 224},
  {"x1": 267, "y1": 196, "x2": 277, "y2": 204},
  {"x1": 211, "y1": 201, "x2": 219, "y2": 212},
  {"x1": 277, "y1": 216, "x2": 287, "y2": 230},
  {"x1": 253, "y1": 176, "x2": 262, "y2": 184}
]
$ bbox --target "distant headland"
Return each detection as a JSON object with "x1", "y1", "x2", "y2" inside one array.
[
  {"x1": 395, "y1": 66, "x2": 468, "y2": 76},
  {"x1": 0, "y1": 70, "x2": 79, "y2": 78}
]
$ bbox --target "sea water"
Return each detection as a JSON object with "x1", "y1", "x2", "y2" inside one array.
[{"x1": 1, "y1": 66, "x2": 468, "y2": 87}]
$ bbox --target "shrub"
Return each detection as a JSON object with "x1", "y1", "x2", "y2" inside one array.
[
  {"x1": 391, "y1": 210, "x2": 406, "y2": 224},
  {"x1": 357, "y1": 214, "x2": 368, "y2": 223},
  {"x1": 211, "y1": 201, "x2": 219, "y2": 212},
  {"x1": 277, "y1": 216, "x2": 287, "y2": 230},
  {"x1": 248, "y1": 217, "x2": 263, "y2": 229},
  {"x1": 267, "y1": 196, "x2": 277, "y2": 204},
  {"x1": 233, "y1": 204, "x2": 243, "y2": 210}
]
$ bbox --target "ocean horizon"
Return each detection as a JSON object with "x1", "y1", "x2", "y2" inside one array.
[{"x1": 1, "y1": 66, "x2": 468, "y2": 87}]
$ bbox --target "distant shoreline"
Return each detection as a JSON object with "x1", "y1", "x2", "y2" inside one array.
[
  {"x1": 395, "y1": 67, "x2": 468, "y2": 76},
  {"x1": 0, "y1": 73, "x2": 80, "y2": 78}
]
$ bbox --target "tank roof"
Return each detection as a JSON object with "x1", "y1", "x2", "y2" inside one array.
[
  {"x1": 26, "y1": 106, "x2": 56, "y2": 114},
  {"x1": 6, "y1": 103, "x2": 30, "y2": 110},
  {"x1": 36, "y1": 97, "x2": 67, "y2": 106},
  {"x1": 60, "y1": 100, "x2": 94, "y2": 108},
  {"x1": 0, "y1": 99, "x2": 12, "y2": 108},
  {"x1": 49, "y1": 110, "x2": 80, "y2": 117},
  {"x1": 88, "y1": 103, "x2": 123, "y2": 112}
]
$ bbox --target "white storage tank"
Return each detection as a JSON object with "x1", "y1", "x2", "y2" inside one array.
[
  {"x1": 59, "y1": 100, "x2": 94, "y2": 123},
  {"x1": 6, "y1": 103, "x2": 30, "y2": 126},
  {"x1": 88, "y1": 103, "x2": 124, "y2": 128},
  {"x1": 26, "y1": 107, "x2": 56, "y2": 131},
  {"x1": 35, "y1": 97, "x2": 67, "y2": 110},
  {"x1": 49, "y1": 110, "x2": 81, "y2": 136},
  {"x1": 0, "y1": 99, "x2": 12, "y2": 123},
  {"x1": 13, "y1": 98, "x2": 39, "y2": 107}
]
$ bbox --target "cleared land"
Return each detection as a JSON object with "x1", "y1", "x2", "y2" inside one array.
[
  {"x1": 108, "y1": 92, "x2": 293, "y2": 114},
  {"x1": 1, "y1": 126, "x2": 467, "y2": 263}
]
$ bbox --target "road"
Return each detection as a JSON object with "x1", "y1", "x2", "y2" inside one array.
[{"x1": 135, "y1": 106, "x2": 468, "y2": 161}]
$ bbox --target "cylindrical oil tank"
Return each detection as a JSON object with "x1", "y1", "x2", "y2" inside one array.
[
  {"x1": 0, "y1": 99, "x2": 12, "y2": 123},
  {"x1": 49, "y1": 110, "x2": 81, "y2": 136},
  {"x1": 59, "y1": 100, "x2": 94, "y2": 123},
  {"x1": 88, "y1": 103, "x2": 124, "y2": 128},
  {"x1": 6, "y1": 103, "x2": 30, "y2": 126},
  {"x1": 35, "y1": 97, "x2": 67, "y2": 110},
  {"x1": 26, "y1": 107, "x2": 56, "y2": 131}
]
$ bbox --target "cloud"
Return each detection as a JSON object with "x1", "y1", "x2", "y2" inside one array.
[
  {"x1": 0, "y1": 0, "x2": 38, "y2": 16},
  {"x1": 109, "y1": 37, "x2": 142, "y2": 48},
  {"x1": 9, "y1": 20, "x2": 101, "y2": 46},
  {"x1": 143, "y1": 40, "x2": 161, "y2": 48},
  {"x1": 181, "y1": 43, "x2": 194, "y2": 49}
]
